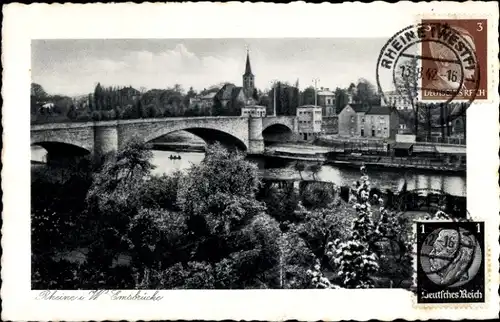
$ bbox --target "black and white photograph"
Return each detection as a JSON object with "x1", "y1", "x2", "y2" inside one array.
[
  {"x1": 31, "y1": 37, "x2": 468, "y2": 290},
  {"x1": 3, "y1": 2, "x2": 498, "y2": 321}
]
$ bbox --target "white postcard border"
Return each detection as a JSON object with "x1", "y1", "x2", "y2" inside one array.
[{"x1": 2, "y1": 2, "x2": 499, "y2": 321}]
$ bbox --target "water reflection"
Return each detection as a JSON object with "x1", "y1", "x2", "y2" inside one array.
[
  {"x1": 31, "y1": 145, "x2": 48, "y2": 163},
  {"x1": 151, "y1": 151, "x2": 205, "y2": 176},
  {"x1": 29, "y1": 146, "x2": 466, "y2": 197},
  {"x1": 150, "y1": 150, "x2": 466, "y2": 197}
]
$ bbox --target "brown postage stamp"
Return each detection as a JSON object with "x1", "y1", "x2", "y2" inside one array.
[{"x1": 420, "y1": 19, "x2": 488, "y2": 101}]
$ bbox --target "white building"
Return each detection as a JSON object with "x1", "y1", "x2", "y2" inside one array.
[
  {"x1": 296, "y1": 105, "x2": 322, "y2": 141},
  {"x1": 241, "y1": 105, "x2": 266, "y2": 118},
  {"x1": 317, "y1": 87, "x2": 336, "y2": 116},
  {"x1": 383, "y1": 90, "x2": 413, "y2": 110}
]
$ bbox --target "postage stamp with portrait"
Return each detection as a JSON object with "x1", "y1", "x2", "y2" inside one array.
[
  {"x1": 416, "y1": 221, "x2": 485, "y2": 303},
  {"x1": 420, "y1": 19, "x2": 488, "y2": 101}
]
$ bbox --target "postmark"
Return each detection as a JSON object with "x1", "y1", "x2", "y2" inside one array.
[
  {"x1": 376, "y1": 22, "x2": 481, "y2": 125},
  {"x1": 416, "y1": 221, "x2": 485, "y2": 303}
]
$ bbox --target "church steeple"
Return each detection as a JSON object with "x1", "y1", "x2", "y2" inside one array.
[
  {"x1": 244, "y1": 49, "x2": 253, "y2": 76},
  {"x1": 242, "y1": 47, "x2": 255, "y2": 99}
]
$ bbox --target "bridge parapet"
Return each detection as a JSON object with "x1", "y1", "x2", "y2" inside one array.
[{"x1": 31, "y1": 116, "x2": 299, "y2": 159}]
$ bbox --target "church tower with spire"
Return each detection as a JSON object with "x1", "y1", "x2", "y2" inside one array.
[{"x1": 242, "y1": 49, "x2": 255, "y2": 99}]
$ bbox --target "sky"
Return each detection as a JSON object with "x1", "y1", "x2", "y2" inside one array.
[{"x1": 32, "y1": 38, "x2": 389, "y2": 96}]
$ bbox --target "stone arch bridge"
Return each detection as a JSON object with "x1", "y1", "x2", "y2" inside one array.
[{"x1": 31, "y1": 116, "x2": 298, "y2": 161}]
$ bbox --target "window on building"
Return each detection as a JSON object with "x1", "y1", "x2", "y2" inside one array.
[
  {"x1": 351, "y1": 116, "x2": 354, "y2": 122},
  {"x1": 361, "y1": 117, "x2": 365, "y2": 123},
  {"x1": 377, "y1": 128, "x2": 381, "y2": 133}
]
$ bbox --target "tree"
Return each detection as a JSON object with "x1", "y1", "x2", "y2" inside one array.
[
  {"x1": 294, "y1": 161, "x2": 305, "y2": 180},
  {"x1": 85, "y1": 138, "x2": 155, "y2": 270},
  {"x1": 31, "y1": 83, "x2": 48, "y2": 100},
  {"x1": 172, "y1": 84, "x2": 184, "y2": 94},
  {"x1": 309, "y1": 163, "x2": 322, "y2": 181},
  {"x1": 136, "y1": 100, "x2": 144, "y2": 118},
  {"x1": 67, "y1": 104, "x2": 78, "y2": 120},
  {"x1": 259, "y1": 184, "x2": 300, "y2": 225},
  {"x1": 212, "y1": 97, "x2": 226, "y2": 116},
  {"x1": 301, "y1": 182, "x2": 336, "y2": 210},
  {"x1": 308, "y1": 166, "x2": 415, "y2": 289},
  {"x1": 292, "y1": 205, "x2": 352, "y2": 268},
  {"x1": 174, "y1": 143, "x2": 283, "y2": 288},
  {"x1": 394, "y1": 58, "x2": 420, "y2": 135},
  {"x1": 334, "y1": 88, "x2": 348, "y2": 113},
  {"x1": 269, "y1": 82, "x2": 300, "y2": 116},
  {"x1": 94, "y1": 83, "x2": 104, "y2": 111},
  {"x1": 301, "y1": 86, "x2": 316, "y2": 105},
  {"x1": 277, "y1": 231, "x2": 317, "y2": 288},
  {"x1": 354, "y1": 78, "x2": 379, "y2": 105}
]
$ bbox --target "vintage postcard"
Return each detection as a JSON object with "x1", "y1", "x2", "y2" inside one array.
[{"x1": 2, "y1": 2, "x2": 499, "y2": 321}]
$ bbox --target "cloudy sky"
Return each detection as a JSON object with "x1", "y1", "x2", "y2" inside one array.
[{"x1": 32, "y1": 38, "x2": 388, "y2": 96}]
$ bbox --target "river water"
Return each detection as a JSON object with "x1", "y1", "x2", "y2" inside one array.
[{"x1": 31, "y1": 146, "x2": 466, "y2": 197}]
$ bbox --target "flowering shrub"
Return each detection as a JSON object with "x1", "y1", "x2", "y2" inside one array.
[
  {"x1": 326, "y1": 239, "x2": 378, "y2": 288},
  {"x1": 309, "y1": 165, "x2": 416, "y2": 289},
  {"x1": 306, "y1": 260, "x2": 340, "y2": 289}
]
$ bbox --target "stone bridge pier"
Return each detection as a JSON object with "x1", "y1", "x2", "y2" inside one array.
[
  {"x1": 94, "y1": 123, "x2": 120, "y2": 157},
  {"x1": 248, "y1": 117, "x2": 265, "y2": 154}
]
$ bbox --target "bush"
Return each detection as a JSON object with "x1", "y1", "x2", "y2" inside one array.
[
  {"x1": 91, "y1": 111, "x2": 102, "y2": 121},
  {"x1": 76, "y1": 112, "x2": 91, "y2": 122},
  {"x1": 301, "y1": 182, "x2": 336, "y2": 209}
]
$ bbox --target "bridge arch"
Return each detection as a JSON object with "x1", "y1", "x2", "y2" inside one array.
[
  {"x1": 31, "y1": 141, "x2": 92, "y2": 166},
  {"x1": 262, "y1": 123, "x2": 294, "y2": 145},
  {"x1": 143, "y1": 126, "x2": 248, "y2": 152},
  {"x1": 31, "y1": 135, "x2": 93, "y2": 156}
]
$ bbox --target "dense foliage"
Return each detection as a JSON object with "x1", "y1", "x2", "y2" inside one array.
[{"x1": 32, "y1": 142, "x2": 420, "y2": 289}]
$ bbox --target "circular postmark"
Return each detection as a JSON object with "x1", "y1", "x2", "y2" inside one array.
[
  {"x1": 376, "y1": 22, "x2": 481, "y2": 126},
  {"x1": 419, "y1": 226, "x2": 482, "y2": 287}
]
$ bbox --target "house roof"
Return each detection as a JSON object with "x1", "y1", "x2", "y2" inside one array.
[
  {"x1": 317, "y1": 90, "x2": 334, "y2": 96},
  {"x1": 393, "y1": 142, "x2": 414, "y2": 150},
  {"x1": 342, "y1": 103, "x2": 371, "y2": 113},
  {"x1": 119, "y1": 86, "x2": 140, "y2": 95},
  {"x1": 201, "y1": 92, "x2": 216, "y2": 99},
  {"x1": 215, "y1": 84, "x2": 245, "y2": 101},
  {"x1": 365, "y1": 105, "x2": 392, "y2": 115}
]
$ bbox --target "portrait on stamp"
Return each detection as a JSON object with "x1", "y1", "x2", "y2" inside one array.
[
  {"x1": 417, "y1": 221, "x2": 485, "y2": 303},
  {"x1": 421, "y1": 19, "x2": 488, "y2": 101}
]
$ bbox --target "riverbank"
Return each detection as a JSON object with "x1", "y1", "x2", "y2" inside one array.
[
  {"x1": 324, "y1": 159, "x2": 465, "y2": 174},
  {"x1": 264, "y1": 147, "x2": 466, "y2": 176}
]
